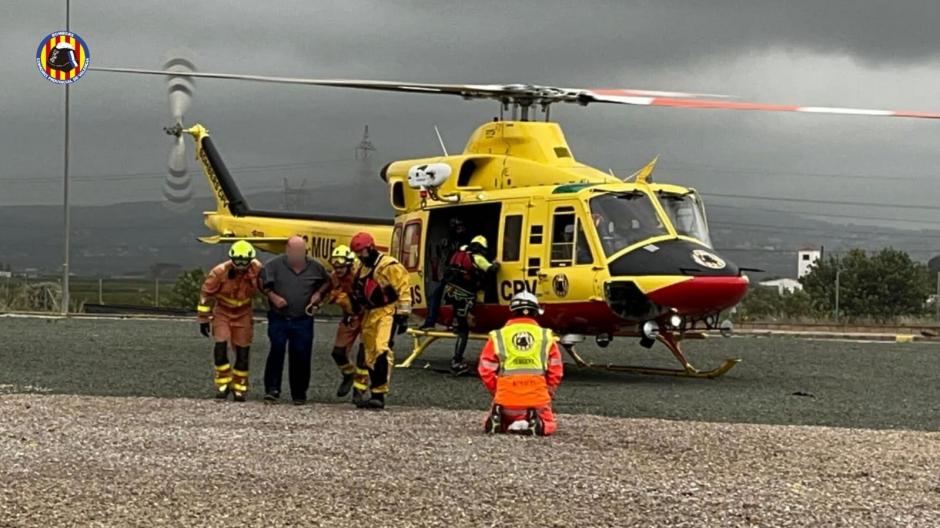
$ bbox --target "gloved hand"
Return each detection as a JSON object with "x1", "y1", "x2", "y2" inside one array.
[
  {"x1": 393, "y1": 313, "x2": 410, "y2": 334},
  {"x1": 199, "y1": 322, "x2": 211, "y2": 338},
  {"x1": 490, "y1": 261, "x2": 501, "y2": 273}
]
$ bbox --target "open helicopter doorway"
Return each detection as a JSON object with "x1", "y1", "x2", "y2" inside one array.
[{"x1": 425, "y1": 203, "x2": 502, "y2": 306}]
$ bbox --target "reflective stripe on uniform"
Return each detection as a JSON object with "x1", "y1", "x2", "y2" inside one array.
[
  {"x1": 214, "y1": 363, "x2": 232, "y2": 386},
  {"x1": 480, "y1": 359, "x2": 500, "y2": 370},
  {"x1": 197, "y1": 304, "x2": 212, "y2": 313},
  {"x1": 231, "y1": 369, "x2": 249, "y2": 392},
  {"x1": 353, "y1": 367, "x2": 369, "y2": 390},
  {"x1": 216, "y1": 295, "x2": 252, "y2": 308}
]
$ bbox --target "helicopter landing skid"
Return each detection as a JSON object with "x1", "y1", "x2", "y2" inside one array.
[
  {"x1": 562, "y1": 331, "x2": 740, "y2": 379},
  {"x1": 397, "y1": 329, "x2": 489, "y2": 368}
]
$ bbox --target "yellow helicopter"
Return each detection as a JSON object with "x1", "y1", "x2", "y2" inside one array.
[{"x1": 91, "y1": 64, "x2": 940, "y2": 378}]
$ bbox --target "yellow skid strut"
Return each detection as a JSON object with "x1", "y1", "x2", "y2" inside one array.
[{"x1": 397, "y1": 329, "x2": 489, "y2": 368}]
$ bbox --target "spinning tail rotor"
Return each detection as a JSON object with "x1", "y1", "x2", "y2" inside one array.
[{"x1": 161, "y1": 54, "x2": 196, "y2": 208}]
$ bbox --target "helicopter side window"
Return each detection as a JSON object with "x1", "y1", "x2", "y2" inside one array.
[
  {"x1": 502, "y1": 215, "x2": 523, "y2": 262},
  {"x1": 391, "y1": 182, "x2": 406, "y2": 210},
  {"x1": 401, "y1": 221, "x2": 422, "y2": 271},
  {"x1": 550, "y1": 210, "x2": 576, "y2": 267},
  {"x1": 589, "y1": 192, "x2": 669, "y2": 257},
  {"x1": 657, "y1": 191, "x2": 713, "y2": 247},
  {"x1": 390, "y1": 224, "x2": 403, "y2": 261},
  {"x1": 575, "y1": 222, "x2": 594, "y2": 265}
]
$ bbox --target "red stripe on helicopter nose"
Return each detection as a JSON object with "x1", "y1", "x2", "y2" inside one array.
[{"x1": 645, "y1": 276, "x2": 749, "y2": 316}]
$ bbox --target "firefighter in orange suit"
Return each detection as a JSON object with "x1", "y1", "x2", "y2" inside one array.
[
  {"x1": 348, "y1": 232, "x2": 412, "y2": 409},
  {"x1": 197, "y1": 240, "x2": 262, "y2": 402},
  {"x1": 478, "y1": 291, "x2": 563, "y2": 436},
  {"x1": 324, "y1": 244, "x2": 362, "y2": 398}
]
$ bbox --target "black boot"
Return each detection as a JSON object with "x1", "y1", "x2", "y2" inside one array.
[
  {"x1": 212, "y1": 341, "x2": 230, "y2": 400},
  {"x1": 331, "y1": 346, "x2": 356, "y2": 397},
  {"x1": 337, "y1": 374, "x2": 354, "y2": 398},
  {"x1": 352, "y1": 388, "x2": 368, "y2": 408},
  {"x1": 231, "y1": 346, "x2": 250, "y2": 402},
  {"x1": 365, "y1": 393, "x2": 385, "y2": 410},
  {"x1": 484, "y1": 405, "x2": 503, "y2": 434},
  {"x1": 526, "y1": 408, "x2": 544, "y2": 436},
  {"x1": 450, "y1": 335, "x2": 470, "y2": 375}
]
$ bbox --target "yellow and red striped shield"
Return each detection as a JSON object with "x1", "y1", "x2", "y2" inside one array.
[{"x1": 36, "y1": 31, "x2": 90, "y2": 84}]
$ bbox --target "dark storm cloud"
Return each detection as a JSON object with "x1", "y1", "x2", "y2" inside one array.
[{"x1": 2, "y1": 0, "x2": 940, "y2": 218}]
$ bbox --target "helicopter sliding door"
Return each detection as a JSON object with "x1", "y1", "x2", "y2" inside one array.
[
  {"x1": 538, "y1": 201, "x2": 601, "y2": 306},
  {"x1": 496, "y1": 199, "x2": 534, "y2": 305}
]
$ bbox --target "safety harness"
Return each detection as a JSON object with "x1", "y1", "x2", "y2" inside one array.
[{"x1": 352, "y1": 255, "x2": 399, "y2": 310}]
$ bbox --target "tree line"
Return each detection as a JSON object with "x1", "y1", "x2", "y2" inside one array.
[{"x1": 736, "y1": 249, "x2": 939, "y2": 323}]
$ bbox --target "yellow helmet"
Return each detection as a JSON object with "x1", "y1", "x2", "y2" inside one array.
[
  {"x1": 330, "y1": 244, "x2": 356, "y2": 267},
  {"x1": 229, "y1": 240, "x2": 256, "y2": 268},
  {"x1": 471, "y1": 235, "x2": 488, "y2": 249}
]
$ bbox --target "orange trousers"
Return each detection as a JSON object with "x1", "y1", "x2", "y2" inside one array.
[{"x1": 211, "y1": 308, "x2": 254, "y2": 347}]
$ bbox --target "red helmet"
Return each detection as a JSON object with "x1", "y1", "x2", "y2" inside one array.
[{"x1": 350, "y1": 232, "x2": 376, "y2": 252}]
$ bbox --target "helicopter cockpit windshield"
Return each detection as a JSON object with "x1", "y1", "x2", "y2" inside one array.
[
  {"x1": 657, "y1": 190, "x2": 712, "y2": 248},
  {"x1": 589, "y1": 191, "x2": 669, "y2": 257}
]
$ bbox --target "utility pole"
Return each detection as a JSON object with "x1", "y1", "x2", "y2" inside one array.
[
  {"x1": 61, "y1": 0, "x2": 72, "y2": 315},
  {"x1": 354, "y1": 125, "x2": 376, "y2": 160},
  {"x1": 834, "y1": 256, "x2": 841, "y2": 322}
]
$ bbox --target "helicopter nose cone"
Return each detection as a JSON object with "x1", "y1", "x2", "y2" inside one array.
[
  {"x1": 644, "y1": 275, "x2": 749, "y2": 315},
  {"x1": 606, "y1": 240, "x2": 749, "y2": 317}
]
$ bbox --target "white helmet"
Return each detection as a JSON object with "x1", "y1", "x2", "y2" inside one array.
[{"x1": 510, "y1": 291, "x2": 543, "y2": 315}]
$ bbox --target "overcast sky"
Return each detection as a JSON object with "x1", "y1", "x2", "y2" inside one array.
[{"x1": 3, "y1": 0, "x2": 940, "y2": 228}]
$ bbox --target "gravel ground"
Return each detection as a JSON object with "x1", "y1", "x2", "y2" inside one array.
[
  {"x1": 1, "y1": 317, "x2": 938, "y2": 430},
  {"x1": 0, "y1": 394, "x2": 937, "y2": 527}
]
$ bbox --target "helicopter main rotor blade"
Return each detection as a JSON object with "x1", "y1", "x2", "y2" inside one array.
[
  {"x1": 91, "y1": 66, "x2": 516, "y2": 99},
  {"x1": 90, "y1": 66, "x2": 730, "y2": 103},
  {"x1": 90, "y1": 66, "x2": 940, "y2": 120},
  {"x1": 583, "y1": 89, "x2": 940, "y2": 120}
]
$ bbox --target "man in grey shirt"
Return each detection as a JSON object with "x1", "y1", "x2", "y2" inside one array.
[{"x1": 260, "y1": 236, "x2": 331, "y2": 405}]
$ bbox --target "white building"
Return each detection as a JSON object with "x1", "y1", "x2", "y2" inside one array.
[{"x1": 797, "y1": 248, "x2": 821, "y2": 278}]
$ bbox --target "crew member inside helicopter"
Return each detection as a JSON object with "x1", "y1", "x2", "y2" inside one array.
[
  {"x1": 441, "y1": 235, "x2": 499, "y2": 375},
  {"x1": 420, "y1": 217, "x2": 469, "y2": 330}
]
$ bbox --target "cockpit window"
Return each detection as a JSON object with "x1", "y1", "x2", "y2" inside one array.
[
  {"x1": 589, "y1": 192, "x2": 668, "y2": 257},
  {"x1": 657, "y1": 191, "x2": 712, "y2": 248}
]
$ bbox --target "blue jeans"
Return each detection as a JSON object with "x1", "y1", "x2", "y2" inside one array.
[
  {"x1": 264, "y1": 312, "x2": 315, "y2": 401},
  {"x1": 423, "y1": 281, "x2": 446, "y2": 325}
]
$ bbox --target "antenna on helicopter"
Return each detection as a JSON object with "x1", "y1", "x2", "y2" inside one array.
[{"x1": 433, "y1": 125, "x2": 448, "y2": 156}]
